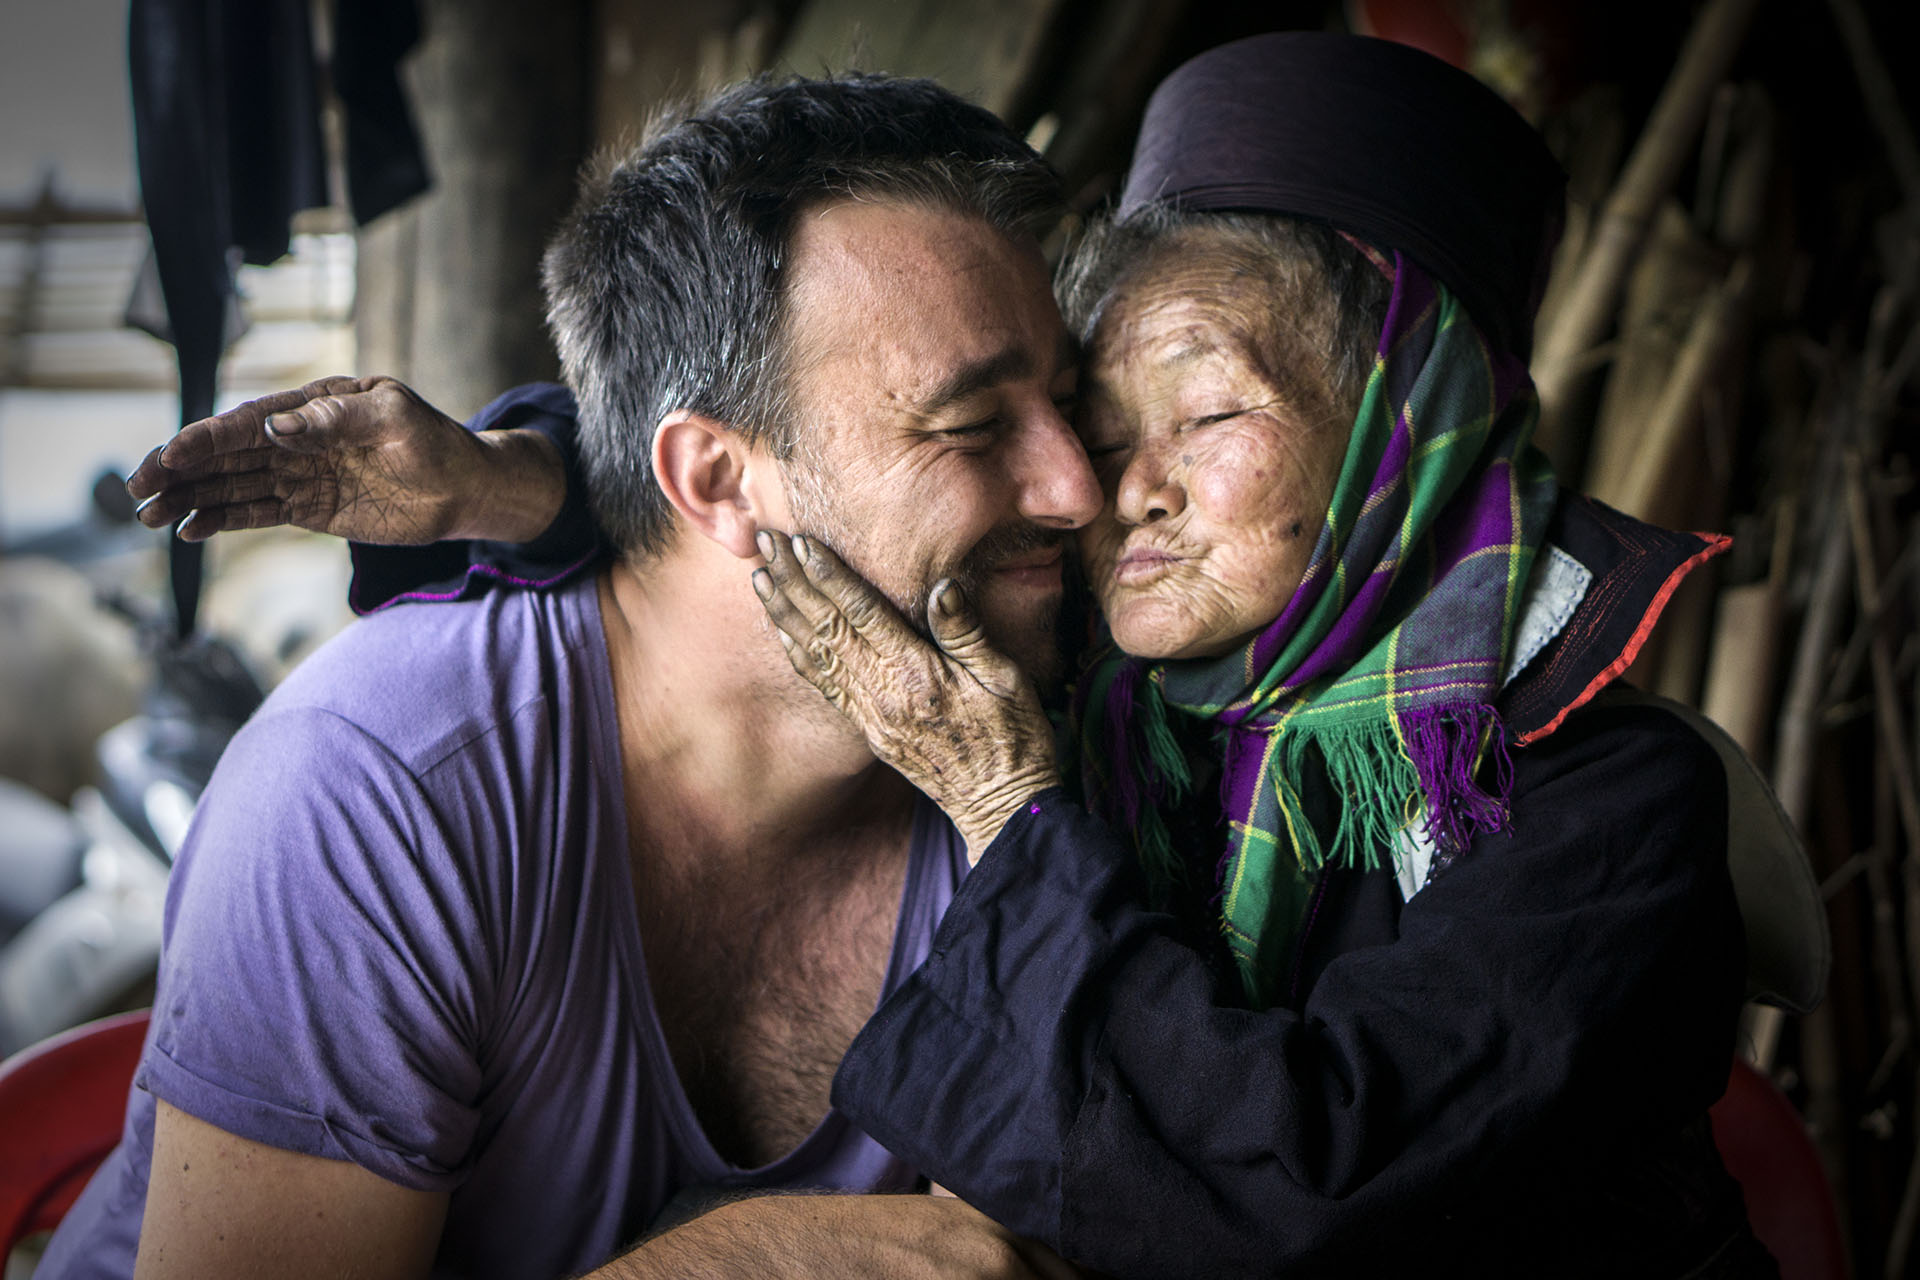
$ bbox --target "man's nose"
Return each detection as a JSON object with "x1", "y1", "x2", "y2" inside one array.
[
  {"x1": 1009, "y1": 402, "x2": 1102, "y2": 530},
  {"x1": 1115, "y1": 441, "x2": 1184, "y2": 526}
]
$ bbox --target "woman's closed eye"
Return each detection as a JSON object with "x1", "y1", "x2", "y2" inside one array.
[{"x1": 939, "y1": 418, "x2": 1000, "y2": 441}]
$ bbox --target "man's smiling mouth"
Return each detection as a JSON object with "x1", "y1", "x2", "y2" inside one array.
[{"x1": 991, "y1": 544, "x2": 1066, "y2": 588}]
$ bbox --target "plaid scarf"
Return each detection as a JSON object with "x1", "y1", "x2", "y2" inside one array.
[{"x1": 1077, "y1": 252, "x2": 1558, "y2": 1009}]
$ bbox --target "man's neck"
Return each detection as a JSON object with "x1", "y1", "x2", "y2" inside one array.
[
  {"x1": 595, "y1": 545, "x2": 920, "y2": 1169},
  {"x1": 595, "y1": 548, "x2": 916, "y2": 866}
]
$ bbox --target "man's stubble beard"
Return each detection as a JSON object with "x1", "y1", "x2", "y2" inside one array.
[{"x1": 780, "y1": 455, "x2": 1068, "y2": 690}]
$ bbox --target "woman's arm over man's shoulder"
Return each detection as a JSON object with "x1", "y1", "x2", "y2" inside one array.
[{"x1": 123, "y1": 376, "x2": 600, "y2": 612}]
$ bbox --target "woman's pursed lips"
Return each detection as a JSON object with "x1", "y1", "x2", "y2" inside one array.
[{"x1": 1112, "y1": 546, "x2": 1182, "y2": 585}]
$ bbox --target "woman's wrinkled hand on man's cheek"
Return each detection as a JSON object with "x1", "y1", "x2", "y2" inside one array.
[{"x1": 752, "y1": 530, "x2": 1060, "y2": 862}]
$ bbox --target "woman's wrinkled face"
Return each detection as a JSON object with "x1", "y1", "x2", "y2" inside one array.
[{"x1": 1075, "y1": 243, "x2": 1354, "y2": 660}]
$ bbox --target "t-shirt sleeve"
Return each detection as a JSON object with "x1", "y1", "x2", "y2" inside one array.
[
  {"x1": 141, "y1": 705, "x2": 493, "y2": 1191},
  {"x1": 347, "y1": 382, "x2": 603, "y2": 615},
  {"x1": 832, "y1": 701, "x2": 1744, "y2": 1276}
]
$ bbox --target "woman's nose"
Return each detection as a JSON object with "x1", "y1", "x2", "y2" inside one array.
[{"x1": 1115, "y1": 445, "x2": 1185, "y2": 526}]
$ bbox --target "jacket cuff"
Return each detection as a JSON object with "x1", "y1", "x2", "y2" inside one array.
[{"x1": 347, "y1": 383, "x2": 602, "y2": 614}]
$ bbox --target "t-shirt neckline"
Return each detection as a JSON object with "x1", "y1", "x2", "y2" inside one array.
[{"x1": 568, "y1": 573, "x2": 942, "y2": 1181}]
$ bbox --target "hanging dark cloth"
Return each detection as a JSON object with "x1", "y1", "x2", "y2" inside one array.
[
  {"x1": 332, "y1": 0, "x2": 432, "y2": 225},
  {"x1": 127, "y1": 0, "x2": 429, "y2": 634}
]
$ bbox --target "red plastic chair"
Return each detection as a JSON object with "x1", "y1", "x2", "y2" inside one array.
[
  {"x1": 0, "y1": 1009, "x2": 150, "y2": 1252},
  {"x1": 1710, "y1": 1057, "x2": 1848, "y2": 1280}
]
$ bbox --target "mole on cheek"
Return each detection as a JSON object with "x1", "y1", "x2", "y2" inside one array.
[{"x1": 1289, "y1": 520, "x2": 1304, "y2": 537}]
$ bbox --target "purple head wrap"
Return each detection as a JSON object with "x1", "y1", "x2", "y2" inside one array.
[{"x1": 1119, "y1": 31, "x2": 1565, "y2": 359}]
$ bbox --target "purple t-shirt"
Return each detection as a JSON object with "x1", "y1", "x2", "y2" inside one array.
[{"x1": 40, "y1": 575, "x2": 967, "y2": 1279}]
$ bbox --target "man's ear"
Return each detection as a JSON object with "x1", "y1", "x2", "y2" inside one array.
[{"x1": 651, "y1": 413, "x2": 777, "y2": 558}]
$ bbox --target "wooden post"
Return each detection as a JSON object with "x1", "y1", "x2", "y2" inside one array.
[{"x1": 354, "y1": 0, "x2": 591, "y2": 419}]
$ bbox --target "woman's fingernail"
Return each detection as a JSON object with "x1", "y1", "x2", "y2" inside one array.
[
  {"x1": 264, "y1": 412, "x2": 305, "y2": 436},
  {"x1": 791, "y1": 535, "x2": 809, "y2": 564},
  {"x1": 135, "y1": 492, "x2": 161, "y2": 516},
  {"x1": 935, "y1": 580, "x2": 961, "y2": 616},
  {"x1": 751, "y1": 568, "x2": 773, "y2": 600},
  {"x1": 755, "y1": 529, "x2": 774, "y2": 559}
]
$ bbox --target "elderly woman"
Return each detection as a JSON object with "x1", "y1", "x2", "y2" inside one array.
[
  {"x1": 749, "y1": 36, "x2": 1765, "y2": 1278},
  {"x1": 125, "y1": 34, "x2": 1766, "y2": 1277}
]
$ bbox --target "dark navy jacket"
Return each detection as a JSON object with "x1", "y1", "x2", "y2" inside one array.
[{"x1": 832, "y1": 495, "x2": 1763, "y2": 1278}]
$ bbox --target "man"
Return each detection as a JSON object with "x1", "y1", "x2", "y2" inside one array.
[{"x1": 42, "y1": 74, "x2": 1095, "y2": 1280}]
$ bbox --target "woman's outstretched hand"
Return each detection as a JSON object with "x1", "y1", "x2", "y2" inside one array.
[
  {"x1": 124, "y1": 375, "x2": 565, "y2": 545},
  {"x1": 754, "y1": 530, "x2": 1061, "y2": 863}
]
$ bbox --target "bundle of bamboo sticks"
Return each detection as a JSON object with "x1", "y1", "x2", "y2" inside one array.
[{"x1": 1530, "y1": 1, "x2": 1920, "y2": 1272}]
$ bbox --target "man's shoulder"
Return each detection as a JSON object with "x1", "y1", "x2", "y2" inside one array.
[{"x1": 262, "y1": 574, "x2": 602, "y2": 776}]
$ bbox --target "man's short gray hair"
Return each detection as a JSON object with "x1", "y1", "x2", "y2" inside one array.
[{"x1": 541, "y1": 74, "x2": 1063, "y2": 559}]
